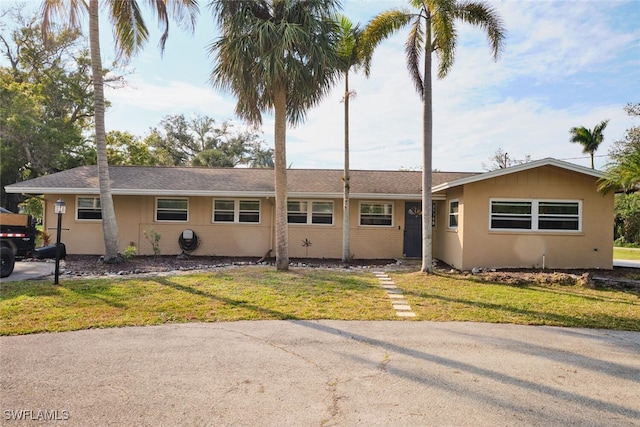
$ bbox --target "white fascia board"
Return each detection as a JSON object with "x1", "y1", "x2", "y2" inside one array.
[
  {"x1": 432, "y1": 158, "x2": 604, "y2": 193},
  {"x1": 7, "y1": 188, "x2": 432, "y2": 200},
  {"x1": 345, "y1": 193, "x2": 423, "y2": 200},
  {"x1": 114, "y1": 189, "x2": 276, "y2": 198},
  {"x1": 4, "y1": 187, "x2": 99, "y2": 195}
]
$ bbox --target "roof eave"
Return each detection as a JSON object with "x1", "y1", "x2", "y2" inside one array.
[{"x1": 5, "y1": 187, "x2": 428, "y2": 200}]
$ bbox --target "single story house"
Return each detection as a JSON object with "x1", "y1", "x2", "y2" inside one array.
[{"x1": 5, "y1": 157, "x2": 614, "y2": 270}]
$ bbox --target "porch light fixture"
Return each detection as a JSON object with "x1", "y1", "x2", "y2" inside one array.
[{"x1": 54, "y1": 199, "x2": 67, "y2": 215}]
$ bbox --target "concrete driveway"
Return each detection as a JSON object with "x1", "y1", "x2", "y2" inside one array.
[
  {"x1": 1, "y1": 321, "x2": 639, "y2": 426},
  {"x1": 0, "y1": 260, "x2": 54, "y2": 283},
  {"x1": 613, "y1": 259, "x2": 640, "y2": 268}
]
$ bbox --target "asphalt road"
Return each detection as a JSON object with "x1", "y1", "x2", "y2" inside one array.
[{"x1": 1, "y1": 321, "x2": 639, "y2": 426}]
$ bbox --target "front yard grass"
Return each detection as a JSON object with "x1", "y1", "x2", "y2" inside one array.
[
  {"x1": 614, "y1": 246, "x2": 640, "y2": 260},
  {"x1": 395, "y1": 272, "x2": 640, "y2": 331},
  {"x1": 1, "y1": 267, "x2": 639, "y2": 335}
]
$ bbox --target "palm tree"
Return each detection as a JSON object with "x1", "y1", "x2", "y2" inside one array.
[
  {"x1": 209, "y1": 0, "x2": 341, "y2": 271},
  {"x1": 361, "y1": 0, "x2": 505, "y2": 273},
  {"x1": 599, "y1": 149, "x2": 640, "y2": 194},
  {"x1": 570, "y1": 120, "x2": 609, "y2": 169},
  {"x1": 334, "y1": 14, "x2": 365, "y2": 263},
  {"x1": 41, "y1": 0, "x2": 199, "y2": 263}
]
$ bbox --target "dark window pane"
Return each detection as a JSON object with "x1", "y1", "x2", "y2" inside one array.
[
  {"x1": 239, "y1": 212, "x2": 260, "y2": 223},
  {"x1": 157, "y1": 211, "x2": 187, "y2": 221},
  {"x1": 215, "y1": 200, "x2": 234, "y2": 211},
  {"x1": 78, "y1": 210, "x2": 102, "y2": 220},
  {"x1": 491, "y1": 218, "x2": 532, "y2": 229},
  {"x1": 158, "y1": 199, "x2": 187, "y2": 210},
  {"x1": 240, "y1": 200, "x2": 259, "y2": 211},
  {"x1": 491, "y1": 201, "x2": 531, "y2": 215},
  {"x1": 539, "y1": 217, "x2": 579, "y2": 230},
  {"x1": 312, "y1": 214, "x2": 332, "y2": 224},
  {"x1": 539, "y1": 202, "x2": 578, "y2": 215},
  {"x1": 288, "y1": 213, "x2": 307, "y2": 224},
  {"x1": 214, "y1": 212, "x2": 234, "y2": 222}
]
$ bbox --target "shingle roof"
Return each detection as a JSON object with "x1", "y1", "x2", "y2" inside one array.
[{"x1": 5, "y1": 166, "x2": 479, "y2": 199}]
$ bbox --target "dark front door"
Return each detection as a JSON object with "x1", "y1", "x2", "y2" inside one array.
[{"x1": 403, "y1": 202, "x2": 422, "y2": 257}]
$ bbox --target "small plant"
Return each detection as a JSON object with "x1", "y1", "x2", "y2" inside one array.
[
  {"x1": 143, "y1": 229, "x2": 161, "y2": 260},
  {"x1": 38, "y1": 230, "x2": 51, "y2": 247},
  {"x1": 301, "y1": 238, "x2": 312, "y2": 257},
  {"x1": 123, "y1": 242, "x2": 137, "y2": 261}
]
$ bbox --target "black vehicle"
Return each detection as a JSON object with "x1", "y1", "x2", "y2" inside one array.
[{"x1": 1, "y1": 209, "x2": 38, "y2": 278}]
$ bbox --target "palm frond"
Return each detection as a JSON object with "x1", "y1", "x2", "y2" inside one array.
[
  {"x1": 455, "y1": 0, "x2": 506, "y2": 60},
  {"x1": 208, "y1": 0, "x2": 341, "y2": 127},
  {"x1": 360, "y1": 9, "x2": 414, "y2": 76},
  {"x1": 430, "y1": 1, "x2": 457, "y2": 78},
  {"x1": 599, "y1": 150, "x2": 640, "y2": 194},
  {"x1": 109, "y1": 0, "x2": 149, "y2": 59},
  {"x1": 405, "y1": 20, "x2": 424, "y2": 95},
  {"x1": 41, "y1": 0, "x2": 88, "y2": 42}
]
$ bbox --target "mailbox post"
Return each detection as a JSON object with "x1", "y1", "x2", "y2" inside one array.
[{"x1": 54, "y1": 199, "x2": 66, "y2": 285}]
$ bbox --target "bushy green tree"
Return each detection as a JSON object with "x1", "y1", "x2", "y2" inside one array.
[
  {"x1": 599, "y1": 103, "x2": 640, "y2": 244},
  {"x1": 0, "y1": 7, "x2": 95, "y2": 210},
  {"x1": 105, "y1": 131, "x2": 157, "y2": 166},
  {"x1": 145, "y1": 114, "x2": 273, "y2": 167}
]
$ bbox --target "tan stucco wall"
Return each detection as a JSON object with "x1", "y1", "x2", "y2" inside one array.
[
  {"x1": 436, "y1": 166, "x2": 614, "y2": 270},
  {"x1": 42, "y1": 195, "x2": 407, "y2": 260},
  {"x1": 433, "y1": 188, "x2": 464, "y2": 269}
]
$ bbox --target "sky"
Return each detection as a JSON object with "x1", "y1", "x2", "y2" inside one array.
[{"x1": 7, "y1": 0, "x2": 640, "y2": 172}]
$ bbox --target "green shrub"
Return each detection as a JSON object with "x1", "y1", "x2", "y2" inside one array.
[
  {"x1": 123, "y1": 243, "x2": 137, "y2": 261},
  {"x1": 143, "y1": 229, "x2": 161, "y2": 260}
]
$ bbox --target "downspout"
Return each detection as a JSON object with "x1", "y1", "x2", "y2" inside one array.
[{"x1": 270, "y1": 200, "x2": 274, "y2": 253}]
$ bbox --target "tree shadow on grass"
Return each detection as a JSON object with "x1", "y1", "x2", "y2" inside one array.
[
  {"x1": 150, "y1": 276, "x2": 299, "y2": 320},
  {"x1": 403, "y1": 286, "x2": 640, "y2": 331}
]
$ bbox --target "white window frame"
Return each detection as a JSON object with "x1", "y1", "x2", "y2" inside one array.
[
  {"x1": 287, "y1": 200, "x2": 334, "y2": 225},
  {"x1": 213, "y1": 199, "x2": 261, "y2": 224},
  {"x1": 489, "y1": 198, "x2": 582, "y2": 232},
  {"x1": 448, "y1": 199, "x2": 459, "y2": 230},
  {"x1": 76, "y1": 196, "x2": 102, "y2": 221},
  {"x1": 359, "y1": 202, "x2": 394, "y2": 227},
  {"x1": 155, "y1": 197, "x2": 189, "y2": 222}
]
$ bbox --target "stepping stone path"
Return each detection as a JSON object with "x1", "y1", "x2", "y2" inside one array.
[{"x1": 373, "y1": 271, "x2": 416, "y2": 318}]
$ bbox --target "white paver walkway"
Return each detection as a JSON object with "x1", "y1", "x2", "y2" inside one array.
[{"x1": 372, "y1": 271, "x2": 416, "y2": 318}]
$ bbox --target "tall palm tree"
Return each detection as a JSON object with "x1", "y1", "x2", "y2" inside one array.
[
  {"x1": 361, "y1": 0, "x2": 505, "y2": 273},
  {"x1": 334, "y1": 14, "x2": 365, "y2": 263},
  {"x1": 570, "y1": 120, "x2": 609, "y2": 169},
  {"x1": 209, "y1": 0, "x2": 341, "y2": 271},
  {"x1": 42, "y1": 0, "x2": 199, "y2": 263}
]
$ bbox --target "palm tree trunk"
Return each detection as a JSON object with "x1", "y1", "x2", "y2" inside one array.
[
  {"x1": 421, "y1": 16, "x2": 434, "y2": 274},
  {"x1": 591, "y1": 152, "x2": 595, "y2": 169},
  {"x1": 274, "y1": 86, "x2": 289, "y2": 270},
  {"x1": 342, "y1": 72, "x2": 351, "y2": 263},
  {"x1": 89, "y1": 0, "x2": 120, "y2": 262}
]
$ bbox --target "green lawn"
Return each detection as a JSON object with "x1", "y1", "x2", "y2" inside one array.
[
  {"x1": 1, "y1": 267, "x2": 639, "y2": 335},
  {"x1": 614, "y1": 247, "x2": 640, "y2": 261}
]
